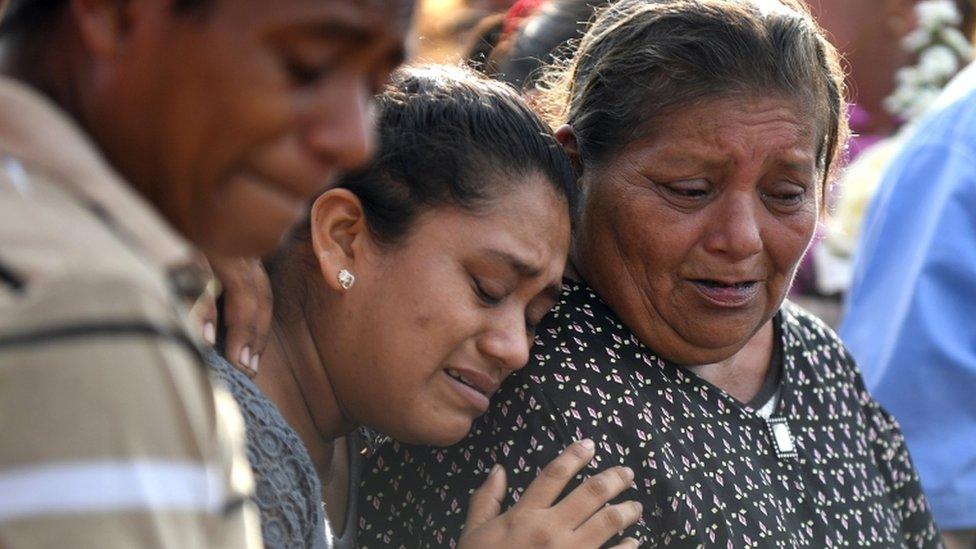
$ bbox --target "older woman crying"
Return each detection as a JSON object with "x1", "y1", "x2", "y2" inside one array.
[{"x1": 358, "y1": 0, "x2": 942, "y2": 547}]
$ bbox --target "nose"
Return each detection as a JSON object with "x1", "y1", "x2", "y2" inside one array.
[
  {"x1": 476, "y1": 316, "x2": 532, "y2": 374},
  {"x1": 302, "y1": 77, "x2": 375, "y2": 171},
  {"x1": 703, "y1": 191, "x2": 763, "y2": 260}
]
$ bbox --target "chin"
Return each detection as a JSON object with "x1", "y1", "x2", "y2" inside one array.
[
  {"x1": 396, "y1": 416, "x2": 474, "y2": 447},
  {"x1": 675, "y1": 321, "x2": 770, "y2": 362}
]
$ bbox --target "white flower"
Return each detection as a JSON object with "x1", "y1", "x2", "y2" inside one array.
[
  {"x1": 916, "y1": 0, "x2": 962, "y2": 28},
  {"x1": 942, "y1": 27, "x2": 975, "y2": 58},
  {"x1": 902, "y1": 28, "x2": 933, "y2": 52},
  {"x1": 884, "y1": 0, "x2": 970, "y2": 121},
  {"x1": 917, "y1": 45, "x2": 959, "y2": 81},
  {"x1": 894, "y1": 66, "x2": 925, "y2": 88}
]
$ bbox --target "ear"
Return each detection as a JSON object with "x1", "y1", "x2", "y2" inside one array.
[
  {"x1": 554, "y1": 124, "x2": 583, "y2": 176},
  {"x1": 308, "y1": 189, "x2": 371, "y2": 292},
  {"x1": 69, "y1": 0, "x2": 144, "y2": 58}
]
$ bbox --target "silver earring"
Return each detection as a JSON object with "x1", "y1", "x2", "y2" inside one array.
[{"x1": 337, "y1": 269, "x2": 356, "y2": 290}]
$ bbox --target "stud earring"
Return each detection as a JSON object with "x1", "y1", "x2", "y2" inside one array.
[{"x1": 337, "y1": 269, "x2": 356, "y2": 290}]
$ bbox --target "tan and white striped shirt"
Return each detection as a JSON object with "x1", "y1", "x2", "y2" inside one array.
[{"x1": 0, "y1": 77, "x2": 262, "y2": 548}]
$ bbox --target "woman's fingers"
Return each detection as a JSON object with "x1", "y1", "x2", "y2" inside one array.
[
  {"x1": 209, "y1": 256, "x2": 273, "y2": 378},
  {"x1": 458, "y1": 444, "x2": 642, "y2": 548},
  {"x1": 464, "y1": 465, "x2": 507, "y2": 533},
  {"x1": 574, "y1": 502, "x2": 643, "y2": 547},
  {"x1": 516, "y1": 439, "x2": 596, "y2": 509},
  {"x1": 553, "y1": 465, "x2": 634, "y2": 528},
  {"x1": 196, "y1": 291, "x2": 218, "y2": 347}
]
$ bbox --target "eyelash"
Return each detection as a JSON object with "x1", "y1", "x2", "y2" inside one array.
[
  {"x1": 662, "y1": 181, "x2": 807, "y2": 204},
  {"x1": 762, "y1": 186, "x2": 807, "y2": 205},
  {"x1": 474, "y1": 281, "x2": 504, "y2": 306},
  {"x1": 667, "y1": 186, "x2": 708, "y2": 198}
]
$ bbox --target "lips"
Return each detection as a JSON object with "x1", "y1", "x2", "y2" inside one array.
[
  {"x1": 443, "y1": 367, "x2": 499, "y2": 413},
  {"x1": 689, "y1": 278, "x2": 762, "y2": 307}
]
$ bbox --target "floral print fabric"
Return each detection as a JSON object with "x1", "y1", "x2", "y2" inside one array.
[{"x1": 358, "y1": 280, "x2": 940, "y2": 548}]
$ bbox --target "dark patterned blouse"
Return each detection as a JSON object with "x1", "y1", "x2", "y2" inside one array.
[{"x1": 358, "y1": 280, "x2": 941, "y2": 548}]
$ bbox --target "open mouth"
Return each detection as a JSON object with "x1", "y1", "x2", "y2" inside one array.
[{"x1": 445, "y1": 369, "x2": 488, "y2": 396}]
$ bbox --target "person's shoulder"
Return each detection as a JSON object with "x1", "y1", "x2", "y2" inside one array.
[
  {"x1": 780, "y1": 300, "x2": 861, "y2": 379},
  {"x1": 781, "y1": 300, "x2": 841, "y2": 342},
  {"x1": 204, "y1": 347, "x2": 254, "y2": 397},
  {"x1": 531, "y1": 278, "x2": 647, "y2": 372},
  {"x1": 0, "y1": 160, "x2": 172, "y2": 305},
  {"x1": 201, "y1": 347, "x2": 303, "y2": 464}
]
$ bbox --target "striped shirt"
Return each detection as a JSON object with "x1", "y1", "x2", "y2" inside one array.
[{"x1": 0, "y1": 76, "x2": 262, "y2": 548}]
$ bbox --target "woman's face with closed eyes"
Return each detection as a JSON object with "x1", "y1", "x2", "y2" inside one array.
[
  {"x1": 571, "y1": 95, "x2": 821, "y2": 366},
  {"x1": 325, "y1": 176, "x2": 570, "y2": 445}
]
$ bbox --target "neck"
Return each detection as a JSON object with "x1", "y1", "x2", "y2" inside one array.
[
  {"x1": 684, "y1": 319, "x2": 774, "y2": 403},
  {"x1": 255, "y1": 306, "x2": 351, "y2": 475}
]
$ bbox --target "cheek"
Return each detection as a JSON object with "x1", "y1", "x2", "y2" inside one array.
[
  {"x1": 357, "y1": 257, "x2": 474, "y2": 369},
  {"x1": 618, "y1": 205, "x2": 701, "y2": 279},
  {"x1": 765, "y1": 213, "x2": 818, "y2": 277},
  {"x1": 413, "y1": 313, "x2": 433, "y2": 329}
]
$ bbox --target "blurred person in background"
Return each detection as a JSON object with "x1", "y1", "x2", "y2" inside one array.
[
  {"x1": 841, "y1": 49, "x2": 976, "y2": 549},
  {"x1": 359, "y1": 1, "x2": 941, "y2": 546},
  {"x1": 819, "y1": 0, "x2": 974, "y2": 296},
  {"x1": 793, "y1": 0, "x2": 974, "y2": 327},
  {"x1": 0, "y1": 0, "x2": 412, "y2": 546}
]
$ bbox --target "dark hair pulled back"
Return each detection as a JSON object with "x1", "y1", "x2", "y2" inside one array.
[{"x1": 335, "y1": 64, "x2": 577, "y2": 246}]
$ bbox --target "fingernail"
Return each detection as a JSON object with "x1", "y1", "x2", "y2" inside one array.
[
  {"x1": 203, "y1": 322, "x2": 216, "y2": 346},
  {"x1": 249, "y1": 353, "x2": 260, "y2": 374},
  {"x1": 631, "y1": 502, "x2": 643, "y2": 515},
  {"x1": 622, "y1": 467, "x2": 635, "y2": 482},
  {"x1": 239, "y1": 346, "x2": 251, "y2": 369},
  {"x1": 489, "y1": 464, "x2": 503, "y2": 477},
  {"x1": 580, "y1": 439, "x2": 595, "y2": 451}
]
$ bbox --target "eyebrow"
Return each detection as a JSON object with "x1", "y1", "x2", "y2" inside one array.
[
  {"x1": 484, "y1": 249, "x2": 564, "y2": 301},
  {"x1": 304, "y1": 19, "x2": 376, "y2": 43},
  {"x1": 302, "y1": 19, "x2": 407, "y2": 68}
]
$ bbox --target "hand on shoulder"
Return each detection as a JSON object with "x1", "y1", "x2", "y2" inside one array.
[{"x1": 460, "y1": 439, "x2": 642, "y2": 548}]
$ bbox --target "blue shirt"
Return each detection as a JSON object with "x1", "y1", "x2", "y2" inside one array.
[{"x1": 841, "y1": 63, "x2": 976, "y2": 531}]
